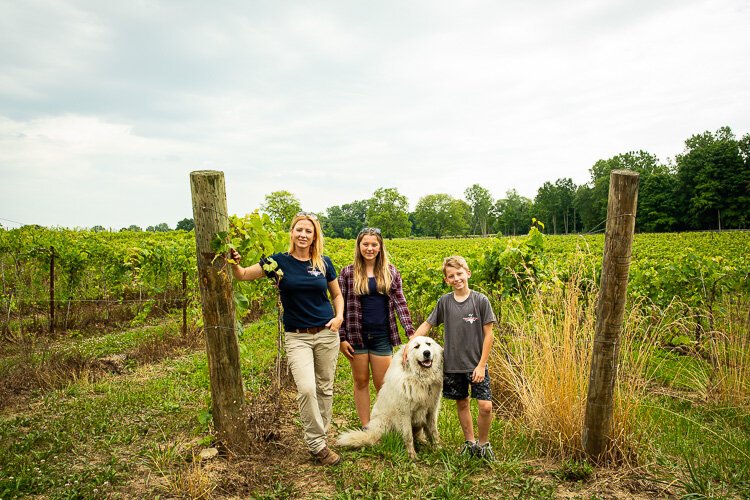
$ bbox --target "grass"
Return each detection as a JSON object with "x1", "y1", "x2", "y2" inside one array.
[
  {"x1": 490, "y1": 270, "x2": 660, "y2": 465},
  {"x1": 640, "y1": 395, "x2": 750, "y2": 498},
  {"x1": 0, "y1": 353, "x2": 211, "y2": 498},
  {"x1": 1, "y1": 288, "x2": 749, "y2": 498},
  {"x1": 705, "y1": 296, "x2": 750, "y2": 406},
  {"x1": 0, "y1": 312, "x2": 204, "y2": 413}
]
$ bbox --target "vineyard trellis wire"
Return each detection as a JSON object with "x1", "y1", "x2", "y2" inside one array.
[{"x1": 0, "y1": 226, "x2": 201, "y2": 339}]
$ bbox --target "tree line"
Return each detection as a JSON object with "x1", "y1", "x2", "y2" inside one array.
[
  {"x1": 270, "y1": 126, "x2": 749, "y2": 238},
  {"x1": 100, "y1": 125, "x2": 747, "y2": 238},
  {"x1": 92, "y1": 218, "x2": 195, "y2": 233}
]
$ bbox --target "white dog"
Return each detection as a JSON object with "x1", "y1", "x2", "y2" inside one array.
[{"x1": 337, "y1": 336, "x2": 443, "y2": 458}]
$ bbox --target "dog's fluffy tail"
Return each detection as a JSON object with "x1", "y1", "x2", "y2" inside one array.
[{"x1": 336, "y1": 422, "x2": 384, "y2": 449}]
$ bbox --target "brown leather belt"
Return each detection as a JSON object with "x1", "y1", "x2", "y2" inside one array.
[{"x1": 290, "y1": 326, "x2": 327, "y2": 334}]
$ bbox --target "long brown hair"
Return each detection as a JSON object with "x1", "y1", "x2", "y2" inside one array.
[
  {"x1": 353, "y1": 228, "x2": 392, "y2": 295},
  {"x1": 287, "y1": 213, "x2": 326, "y2": 272}
]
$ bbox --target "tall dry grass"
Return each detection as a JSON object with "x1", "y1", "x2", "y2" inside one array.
[
  {"x1": 705, "y1": 297, "x2": 750, "y2": 406},
  {"x1": 490, "y1": 268, "x2": 665, "y2": 465}
]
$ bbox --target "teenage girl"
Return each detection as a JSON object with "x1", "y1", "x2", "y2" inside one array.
[{"x1": 338, "y1": 228, "x2": 415, "y2": 428}]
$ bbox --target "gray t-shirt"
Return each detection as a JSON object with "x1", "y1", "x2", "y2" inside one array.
[{"x1": 427, "y1": 290, "x2": 497, "y2": 373}]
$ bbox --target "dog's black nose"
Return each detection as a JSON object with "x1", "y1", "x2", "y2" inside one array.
[{"x1": 422, "y1": 350, "x2": 431, "y2": 359}]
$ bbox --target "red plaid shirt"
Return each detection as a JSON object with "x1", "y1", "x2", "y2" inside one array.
[{"x1": 338, "y1": 264, "x2": 415, "y2": 347}]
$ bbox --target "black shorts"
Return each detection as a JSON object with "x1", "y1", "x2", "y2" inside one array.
[{"x1": 443, "y1": 369, "x2": 492, "y2": 401}]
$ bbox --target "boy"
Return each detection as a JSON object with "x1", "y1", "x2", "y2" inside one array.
[{"x1": 406, "y1": 255, "x2": 497, "y2": 460}]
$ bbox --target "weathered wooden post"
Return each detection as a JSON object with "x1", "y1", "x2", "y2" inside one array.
[
  {"x1": 583, "y1": 169, "x2": 639, "y2": 461},
  {"x1": 49, "y1": 246, "x2": 55, "y2": 334},
  {"x1": 181, "y1": 271, "x2": 188, "y2": 337},
  {"x1": 190, "y1": 170, "x2": 248, "y2": 453}
]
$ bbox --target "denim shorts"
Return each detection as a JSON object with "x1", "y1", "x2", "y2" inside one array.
[
  {"x1": 352, "y1": 330, "x2": 393, "y2": 356},
  {"x1": 443, "y1": 369, "x2": 492, "y2": 401}
]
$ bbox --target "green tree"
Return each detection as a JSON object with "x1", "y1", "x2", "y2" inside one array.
[
  {"x1": 533, "y1": 182, "x2": 560, "y2": 234},
  {"x1": 676, "y1": 127, "x2": 750, "y2": 230},
  {"x1": 408, "y1": 212, "x2": 423, "y2": 237},
  {"x1": 587, "y1": 150, "x2": 667, "y2": 232},
  {"x1": 530, "y1": 179, "x2": 578, "y2": 234},
  {"x1": 413, "y1": 194, "x2": 469, "y2": 238},
  {"x1": 464, "y1": 184, "x2": 494, "y2": 236},
  {"x1": 146, "y1": 223, "x2": 170, "y2": 232},
  {"x1": 366, "y1": 187, "x2": 411, "y2": 238},
  {"x1": 453, "y1": 199, "x2": 472, "y2": 236},
  {"x1": 323, "y1": 200, "x2": 368, "y2": 238},
  {"x1": 637, "y1": 166, "x2": 679, "y2": 232},
  {"x1": 494, "y1": 190, "x2": 532, "y2": 235},
  {"x1": 90, "y1": 225, "x2": 106, "y2": 233},
  {"x1": 260, "y1": 190, "x2": 302, "y2": 228},
  {"x1": 574, "y1": 185, "x2": 597, "y2": 233},
  {"x1": 555, "y1": 178, "x2": 577, "y2": 233},
  {"x1": 176, "y1": 218, "x2": 195, "y2": 231}
]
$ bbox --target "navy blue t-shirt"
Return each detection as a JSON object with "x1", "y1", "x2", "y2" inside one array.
[
  {"x1": 360, "y1": 277, "x2": 388, "y2": 332},
  {"x1": 263, "y1": 252, "x2": 337, "y2": 330}
]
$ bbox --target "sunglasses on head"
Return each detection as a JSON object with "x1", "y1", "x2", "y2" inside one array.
[
  {"x1": 359, "y1": 227, "x2": 381, "y2": 235},
  {"x1": 296, "y1": 211, "x2": 318, "y2": 221}
]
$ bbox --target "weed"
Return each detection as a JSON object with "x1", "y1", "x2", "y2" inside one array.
[
  {"x1": 164, "y1": 456, "x2": 216, "y2": 499},
  {"x1": 679, "y1": 453, "x2": 716, "y2": 498},
  {"x1": 254, "y1": 480, "x2": 298, "y2": 499},
  {"x1": 553, "y1": 458, "x2": 594, "y2": 482},
  {"x1": 510, "y1": 476, "x2": 555, "y2": 499},
  {"x1": 142, "y1": 441, "x2": 183, "y2": 474},
  {"x1": 705, "y1": 296, "x2": 750, "y2": 405}
]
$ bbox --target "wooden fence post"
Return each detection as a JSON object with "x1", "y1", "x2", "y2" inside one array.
[
  {"x1": 583, "y1": 169, "x2": 639, "y2": 461},
  {"x1": 182, "y1": 271, "x2": 188, "y2": 337},
  {"x1": 190, "y1": 170, "x2": 249, "y2": 453},
  {"x1": 49, "y1": 246, "x2": 55, "y2": 334}
]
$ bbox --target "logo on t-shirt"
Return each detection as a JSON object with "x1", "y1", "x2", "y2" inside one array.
[
  {"x1": 307, "y1": 267, "x2": 322, "y2": 277},
  {"x1": 463, "y1": 313, "x2": 478, "y2": 324}
]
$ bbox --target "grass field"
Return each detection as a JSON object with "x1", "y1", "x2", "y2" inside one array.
[
  {"x1": 1, "y1": 231, "x2": 749, "y2": 498},
  {"x1": 2, "y1": 286, "x2": 748, "y2": 498}
]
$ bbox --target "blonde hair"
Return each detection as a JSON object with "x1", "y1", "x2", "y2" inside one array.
[
  {"x1": 288, "y1": 213, "x2": 326, "y2": 272},
  {"x1": 353, "y1": 229, "x2": 392, "y2": 295},
  {"x1": 442, "y1": 255, "x2": 470, "y2": 275}
]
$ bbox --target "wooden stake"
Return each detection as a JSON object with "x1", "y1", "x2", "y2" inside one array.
[
  {"x1": 583, "y1": 169, "x2": 639, "y2": 461},
  {"x1": 182, "y1": 271, "x2": 188, "y2": 337},
  {"x1": 49, "y1": 246, "x2": 55, "y2": 334},
  {"x1": 190, "y1": 170, "x2": 248, "y2": 453}
]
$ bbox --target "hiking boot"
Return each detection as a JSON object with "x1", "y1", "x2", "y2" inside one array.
[
  {"x1": 459, "y1": 440, "x2": 478, "y2": 457},
  {"x1": 311, "y1": 446, "x2": 341, "y2": 466},
  {"x1": 476, "y1": 442, "x2": 495, "y2": 462}
]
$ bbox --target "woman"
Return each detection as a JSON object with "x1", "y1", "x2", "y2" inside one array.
[
  {"x1": 339, "y1": 227, "x2": 415, "y2": 428},
  {"x1": 230, "y1": 212, "x2": 344, "y2": 466}
]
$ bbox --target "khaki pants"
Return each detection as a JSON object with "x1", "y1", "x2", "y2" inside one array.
[{"x1": 285, "y1": 328, "x2": 340, "y2": 454}]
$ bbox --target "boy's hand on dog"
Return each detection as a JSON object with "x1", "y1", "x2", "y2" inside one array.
[{"x1": 340, "y1": 341, "x2": 355, "y2": 360}]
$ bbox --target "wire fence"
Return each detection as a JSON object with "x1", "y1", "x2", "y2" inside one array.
[{"x1": 2, "y1": 290, "x2": 195, "y2": 339}]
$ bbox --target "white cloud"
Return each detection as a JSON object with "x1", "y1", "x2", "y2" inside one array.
[{"x1": 0, "y1": 0, "x2": 749, "y2": 228}]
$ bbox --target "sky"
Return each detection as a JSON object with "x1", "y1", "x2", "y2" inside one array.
[{"x1": 1, "y1": 0, "x2": 749, "y2": 230}]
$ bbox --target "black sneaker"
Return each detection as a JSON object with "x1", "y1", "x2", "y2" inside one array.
[
  {"x1": 459, "y1": 440, "x2": 477, "y2": 457},
  {"x1": 476, "y1": 442, "x2": 495, "y2": 462}
]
